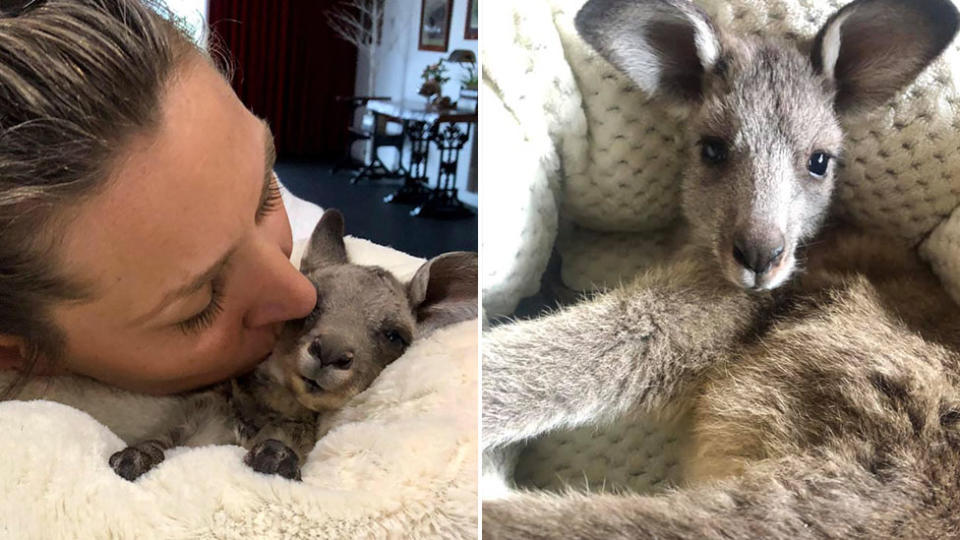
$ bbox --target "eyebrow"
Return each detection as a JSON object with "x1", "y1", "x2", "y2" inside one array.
[{"x1": 133, "y1": 120, "x2": 277, "y2": 325}]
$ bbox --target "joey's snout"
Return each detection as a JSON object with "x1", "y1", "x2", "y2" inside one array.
[
  {"x1": 724, "y1": 225, "x2": 794, "y2": 291},
  {"x1": 732, "y1": 229, "x2": 785, "y2": 276},
  {"x1": 294, "y1": 333, "x2": 359, "y2": 402},
  {"x1": 307, "y1": 338, "x2": 354, "y2": 370},
  {"x1": 282, "y1": 207, "x2": 475, "y2": 414}
]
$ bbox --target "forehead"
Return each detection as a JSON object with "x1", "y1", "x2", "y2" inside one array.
[
  {"x1": 313, "y1": 266, "x2": 410, "y2": 313},
  {"x1": 700, "y1": 39, "x2": 841, "y2": 148},
  {"x1": 59, "y1": 58, "x2": 265, "y2": 304}
]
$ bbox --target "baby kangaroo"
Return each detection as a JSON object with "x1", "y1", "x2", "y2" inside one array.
[
  {"x1": 574, "y1": 0, "x2": 958, "y2": 292},
  {"x1": 483, "y1": 0, "x2": 960, "y2": 537},
  {"x1": 110, "y1": 209, "x2": 477, "y2": 481}
]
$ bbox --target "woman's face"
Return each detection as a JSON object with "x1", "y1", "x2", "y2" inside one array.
[{"x1": 48, "y1": 58, "x2": 318, "y2": 395}]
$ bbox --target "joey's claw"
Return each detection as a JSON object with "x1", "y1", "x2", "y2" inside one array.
[
  {"x1": 109, "y1": 445, "x2": 164, "y2": 481},
  {"x1": 244, "y1": 439, "x2": 302, "y2": 481}
]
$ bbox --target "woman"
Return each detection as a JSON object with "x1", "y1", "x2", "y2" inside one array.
[{"x1": 0, "y1": 0, "x2": 318, "y2": 396}]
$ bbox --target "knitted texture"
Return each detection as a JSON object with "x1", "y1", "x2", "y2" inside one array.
[
  {"x1": 484, "y1": 0, "x2": 960, "y2": 496},
  {"x1": 480, "y1": 0, "x2": 585, "y2": 317},
  {"x1": 514, "y1": 413, "x2": 692, "y2": 495}
]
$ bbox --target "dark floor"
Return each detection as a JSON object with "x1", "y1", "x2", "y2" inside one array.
[{"x1": 276, "y1": 158, "x2": 478, "y2": 259}]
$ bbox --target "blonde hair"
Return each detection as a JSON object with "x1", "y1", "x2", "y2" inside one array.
[{"x1": 0, "y1": 0, "x2": 213, "y2": 396}]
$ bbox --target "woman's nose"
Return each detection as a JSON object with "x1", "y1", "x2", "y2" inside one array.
[{"x1": 243, "y1": 249, "x2": 317, "y2": 329}]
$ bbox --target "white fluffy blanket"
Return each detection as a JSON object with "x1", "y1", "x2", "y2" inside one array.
[
  {"x1": 480, "y1": 0, "x2": 960, "y2": 497},
  {"x1": 0, "y1": 237, "x2": 478, "y2": 539}
]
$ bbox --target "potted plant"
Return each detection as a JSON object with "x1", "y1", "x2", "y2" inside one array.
[
  {"x1": 419, "y1": 61, "x2": 452, "y2": 108},
  {"x1": 447, "y1": 49, "x2": 477, "y2": 110}
]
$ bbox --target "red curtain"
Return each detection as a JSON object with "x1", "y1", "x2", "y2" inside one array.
[{"x1": 207, "y1": 1, "x2": 358, "y2": 158}]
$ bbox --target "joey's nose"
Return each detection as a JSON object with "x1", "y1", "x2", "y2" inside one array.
[
  {"x1": 308, "y1": 340, "x2": 354, "y2": 370},
  {"x1": 732, "y1": 231, "x2": 785, "y2": 275},
  {"x1": 322, "y1": 350, "x2": 353, "y2": 370}
]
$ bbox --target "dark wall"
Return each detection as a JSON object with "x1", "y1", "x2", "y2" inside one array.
[{"x1": 208, "y1": 1, "x2": 358, "y2": 159}]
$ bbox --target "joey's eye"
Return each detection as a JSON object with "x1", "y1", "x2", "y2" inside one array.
[
  {"x1": 384, "y1": 329, "x2": 407, "y2": 346},
  {"x1": 808, "y1": 152, "x2": 830, "y2": 178},
  {"x1": 699, "y1": 137, "x2": 728, "y2": 165}
]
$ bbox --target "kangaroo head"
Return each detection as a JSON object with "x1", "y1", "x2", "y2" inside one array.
[
  {"x1": 268, "y1": 209, "x2": 478, "y2": 412},
  {"x1": 576, "y1": 0, "x2": 959, "y2": 290}
]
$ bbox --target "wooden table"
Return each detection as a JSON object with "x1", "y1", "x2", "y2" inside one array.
[{"x1": 365, "y1": 100, "x2": 477, "y2": 219}]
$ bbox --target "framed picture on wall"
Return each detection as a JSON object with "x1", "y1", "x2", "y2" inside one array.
[
  {"x1": 464, "y1": 0, "x2": 478, "y2": 40},
  {"x1": 419, "y1": 0, "x2": 453, "y2": 52}
]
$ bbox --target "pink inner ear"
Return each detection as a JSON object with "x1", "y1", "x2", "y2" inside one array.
[
  {"x1": 408, "y1": 253, "x2": 478, "y2": 324},
  {"x1": 818, "y1": 0, "x2": 959, "y2": 111},
  {"x1": 407, "y1": 272, "x2": 429, "y2": 309},
  {"x1": 421, "y1": 261, "x2": 477, "y2": 313},
  {"x1": 834, "y1": 23, "x2": 925, "y2": 107},
  {"x1": 645, "y1": 20, "x2": 705, "y2": 100},
  {"x1": 574, "y1": 0, "x2": 720, "y2": 102}
]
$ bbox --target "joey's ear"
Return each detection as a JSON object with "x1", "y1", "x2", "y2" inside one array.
[
  {"x1": 575, "y1": 0, "x2": 721, "y2": 101},
  {"x1": 300, "y1": 209, "x2": 348, "y2": 274},
  {"x1": 407, "y1": 251, "x2": 478, "y2": 336},
  {"x1": 811, "y1": 0, "x2": 959, "y2": 112}
]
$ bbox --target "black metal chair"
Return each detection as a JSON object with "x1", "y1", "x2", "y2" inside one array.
[
  {"x1": 350, "y1": 112, "x2": 408, "y2": 184},
  {"x1": 331, "y1": 96, "x2": 390, "y2": 174}
]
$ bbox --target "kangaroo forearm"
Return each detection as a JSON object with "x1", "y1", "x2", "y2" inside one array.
[{"x1": 483, "y1": 260, "x2": 766, "y2": 448}]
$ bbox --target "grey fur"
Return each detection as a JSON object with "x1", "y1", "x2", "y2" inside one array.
[
  {"x1": 484, "y1": 232, "x2": 960, "y2": 538},
  {"x1": 483, "y1": 0, "x2": 960, "y2": 536},
  {"x1": 109, "y1": 209, "x2": 478, "y2": 481}
]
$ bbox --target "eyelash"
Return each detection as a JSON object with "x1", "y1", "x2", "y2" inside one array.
[
  {"x1": 176, "y1": 178, "x2": 281, "y2": 335},
  {"x1": 177, "y1": 275, "x2": 225, "y2": 335},
  {"x1": 256, "y1": 177, "x2": 282, "y2": 222}
]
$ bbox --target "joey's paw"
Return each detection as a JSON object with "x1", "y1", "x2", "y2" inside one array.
[
  {"x1": 109, "y1": 445, "x2": 164, "y2": 481},
  {"x1": 243, "y1": 439, "x2": 302, "y2": 481}
]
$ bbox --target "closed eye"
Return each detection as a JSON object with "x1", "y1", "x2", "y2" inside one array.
[
  {"x1": 256, "y1": 174, "x2": 282, "y2": 223},
  {"x1": 255, "y1": 123, "x2": 280, "y2": 224},
  {"x1": 176, "y1": 275, "x2": 226, "y2": 335},
  {"x1": 383, "y1": 328, "x2": 409, "y2": 347}
]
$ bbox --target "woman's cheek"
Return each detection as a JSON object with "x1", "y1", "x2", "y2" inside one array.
[{"x1": 186, "y1": 313, "x2": 244, "y2": 368}]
